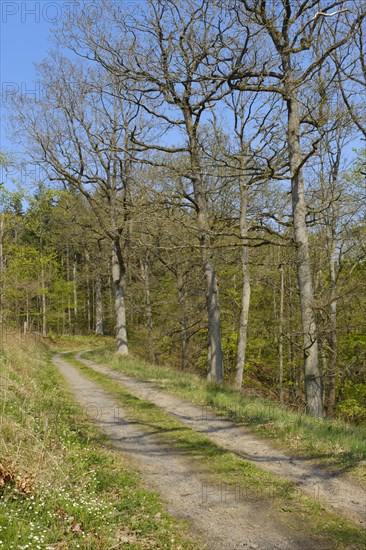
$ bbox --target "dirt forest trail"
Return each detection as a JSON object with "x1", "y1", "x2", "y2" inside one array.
[
  {"x1": 74, "y1": 352, "x2": 366, "y2": 528},
  {"x1": 53, "y1": 352, "x2": 366, "y2": 549},
  {"x1": 54, "y1": 354, "x2": 308, "y2": 550}
]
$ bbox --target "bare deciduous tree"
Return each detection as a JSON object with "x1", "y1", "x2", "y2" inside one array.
[
  {"x1": 230, "y1": 0, "x2": 363, "y2": 415},
  {"x1": 11, "y1": 57, "x2": 141, "y2": 354}
]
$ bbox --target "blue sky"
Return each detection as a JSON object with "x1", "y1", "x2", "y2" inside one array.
[
  {"x1": 0, "y1": 1, "x2": 66, "y2": 186},
  {"x1": 0, "y1": 1, "x2": 362, "y2": 188},
  {"x1": 0, "y1": 1, "x2": 64, "y2": 153}
]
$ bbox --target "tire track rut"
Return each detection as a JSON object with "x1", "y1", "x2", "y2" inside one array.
[
  {"x1": 54, "y1": 354, "x2": 323, "y2": 550},
  {"x1": 75, "y1": 352, "x2": 366, "y2": 528}
]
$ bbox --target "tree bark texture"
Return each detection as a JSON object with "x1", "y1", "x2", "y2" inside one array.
[
  {"x1": 177, "y1": 270, "x2": 190, "y2": 370},
  {"x1": 140, "y1": 257, "x2": 155, "y2": 363},
  {"x1": 235, "y1": 180, "x2": 251, "y2": 390},
  {"x1": 95, "y1": 276, "x2": 104, "y2": 336},
  {"x1": 112, "y1": 241, "x2": 128, "y2": 355},
  {"x1": 185, "y1": 112, "x2": 224, "y2": 383},
  {"x1": 287, "y1": 88, "x2": 323, "y2": 417}
]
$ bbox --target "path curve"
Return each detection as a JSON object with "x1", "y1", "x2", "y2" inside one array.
[
  {"x1": 54, "y1": 354, "x2": 321, "y2": 550},
  {"x1": 76, "y1": 352, "x2": 366, "y2": 527}
]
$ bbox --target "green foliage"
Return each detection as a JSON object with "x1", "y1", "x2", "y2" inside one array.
[
  {"x1": 337, "y1": 398, "x2": 366, "y2": 423},
  {"x1": 1, "y1": 144, "x2": 366, "y2": 424},
  {"x1": 337, "y1": 378, "x2": 366, "y2": 423},
  {"x1": 221, "y1": 330, "x2": 238, "y2": 372}
]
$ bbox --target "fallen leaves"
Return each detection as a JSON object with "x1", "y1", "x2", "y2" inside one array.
[
  {"x1": 15, "y1": 472, "x2": 35, "y2": 494},
  {"x1": 0, "y1": 461, "x2": 15, "y2": 488},
  {"x1": 0, "y1": 460, "x2": 35, "y2": 495}
]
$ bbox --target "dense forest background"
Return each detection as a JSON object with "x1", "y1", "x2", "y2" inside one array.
[{"x1": 1, "y1": 0, "x2": 365, "y2": 421}]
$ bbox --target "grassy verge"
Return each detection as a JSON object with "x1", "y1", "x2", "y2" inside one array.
[
  {"x1": 84, "y1": 346, "x2": 366, "y2": 477},
  {"x1": 67, "y1": 352, "x2": 366, "y2": 550},
  {"x1": 0, "y1": 334, "x2": 197, "y2": 549}
]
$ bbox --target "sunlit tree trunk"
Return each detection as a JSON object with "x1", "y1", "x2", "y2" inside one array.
[
  {"x1": 286, "y1": 85, "x2": 323, "y2": 417},
  {"x1": 66, "y1": 247, "x2": 72, "y2": 333},
  {"x1": 235, "y1": 179, "x2": 250, "y2": 390},
  {"x1": 85, "y1": 251, "x2": 92, "y2": 332},
  {"x1": 95, "y1": 276, "x2": 104, "y2": 336},
  {"x1": 326, "y1": 241, "x2": 338, "y2": 417},
  {"x1": 278, "y1": 263, "x2": 285, "y2": 404},
  {"x1": 112, "y1": 241, "x2": 128, "y2": 355},
  {"x1": 41, "y1": 259, "x2": 47, "y2": 338},
  {"x1": 140, "y1": 256, "x2": 155, "y2": 363},
  {"x1": 73, "y1": 255, "x2": 78, "y2": 330},
  {"x1": 177, "y1": 270, "x2": 190, "y2": 370},
  {"x1": 185, "y1": 114, "x2": 223, "y2": 383}
]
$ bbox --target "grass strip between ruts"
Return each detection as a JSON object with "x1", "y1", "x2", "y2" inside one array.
[
  {"x1": 82, "y1": 347, "x2": 366, "y2": 478},
  {"x1": 67, "y1": 352, "x2": 366, "y2": 550}
]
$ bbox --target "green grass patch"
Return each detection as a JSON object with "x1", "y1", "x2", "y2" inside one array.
[
  {"x1": 68, "y1": 352, "x2": 366, "y2": 549},
  {"x1": 84, "y1": 346, "x2": 366, "y2": 476},
  {"x1": 0, "y1": 334, "x2": 197, "y2": 549}
]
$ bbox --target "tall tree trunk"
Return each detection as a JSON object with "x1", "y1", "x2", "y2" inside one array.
[
  {"x1": 85, "y1": 251, "x2": 91, "y2": 332},
  {"x1": 278, "y1": 263, "x2": 285, "y2": 404},
  {"x1": 41, "y1": 261, "x2": 47, "y2": 338},
  {"x1": 95, "y1": 276, "x2": 104, "y2": 336},
  {"x1": 73, "y1": 255, "x2": 78, "y2": 331},
  {"x1": 25, "y1": 293, "x2": 29, "y2": 334},
  {"x1": 203, "y1": 249, "x2": 223, "y2": 382},
  {"x1": 61, "y1": 292, "x2": 65, "y2": 335},
  {"x1": 111, "y1": 240, "x2": 128, "y2": 355},
  {"x1": 66, "y1": 248, "x2": 72, "y2": 333},
  {"x1": 87, "y1": 274, "x2": 91, "y2": 332},
  {"x1": 140, "y1": 256, "x2": 155, "y2": 363},
  {"x1": 318, "y1": 336, "x2": 328, "y2": 404},
  {"x1": 177, "y1": 270, "x2": 190, "y2": 370},
  {"x1": 185, "y1": 114, "x2": 223, "y2": 382},
  {"x1": 235, "y1": 180, "x2": 250, "y2": 390},
  {"x1": 108, "y1": 275, "x2": 113, "y2": 324},
  {"x1": 288, "y1": 270, "x2": 297, "y2": 404},
  {"x1": 324, "y1": 154, "x2": 340, "y2": 417},
  {"x1": 326, "y1": 245, "x2": 338, "y2": 417},
  {"x1": 287, "y1": 88, "x2": 323, "y2": 417}
]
